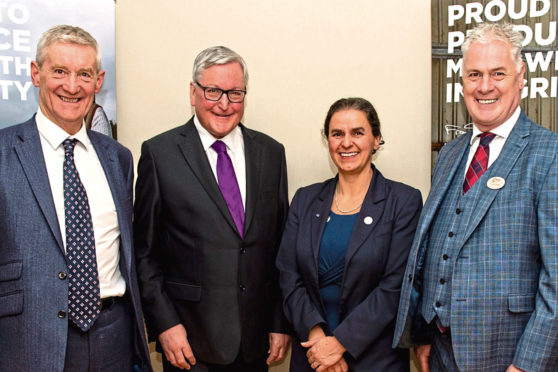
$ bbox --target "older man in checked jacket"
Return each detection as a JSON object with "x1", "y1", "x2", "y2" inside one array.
[{"x1": 394, "y1": 23, "x2": 557, "y2": 372}]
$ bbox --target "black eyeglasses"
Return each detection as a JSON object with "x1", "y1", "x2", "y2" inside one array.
[{"x1": 195, "y1": 81, "x2": 247, "y2": 103}]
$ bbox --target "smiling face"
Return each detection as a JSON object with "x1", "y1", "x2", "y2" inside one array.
[
  {"x1": 463, "y1": 39, "x2": 524, "y2": 132},
  {"x1": 31, "y1": 42, "x2": 104, "y2": 134},
  {"x1": 327, "y1": 109, "x2": 380, "y2": 176},
  {"x1": 190, "y1": 62, "x2": 245, "y2": 139}
]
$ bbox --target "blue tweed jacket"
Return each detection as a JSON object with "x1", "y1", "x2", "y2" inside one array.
[
  {"x1": 0, "y1": 118, "x2": 152, "y2": 371},
  {"x1": 393, "y1": 111, "x2": 558, "y2": 371}
]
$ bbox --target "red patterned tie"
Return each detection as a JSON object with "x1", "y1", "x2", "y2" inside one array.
[{"x1": 463, "y1": 132, "x2": 496, "y2": 194}]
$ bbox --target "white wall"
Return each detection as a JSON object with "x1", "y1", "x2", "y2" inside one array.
[{"x1": 115, "y1": 1, "x2": 431, "y2": 371}]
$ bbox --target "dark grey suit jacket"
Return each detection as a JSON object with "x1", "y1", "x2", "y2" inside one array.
[
  {"x1": 0, "y1": 117, "x2": 152, "y2": 371},
  {"x1": 134, "y1": 117, "x2": 289, "y2": 364}
]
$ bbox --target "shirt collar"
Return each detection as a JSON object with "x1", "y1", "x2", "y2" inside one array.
[
  {"x1": 470, "y1": 106, "x2": 521, "y2": 144},
  {"x1": 193, "y1": 115, "x2": 243, "y2": 152},
  {"x1": 36, "y1": 107, "x2": 92, "y2": 151}
]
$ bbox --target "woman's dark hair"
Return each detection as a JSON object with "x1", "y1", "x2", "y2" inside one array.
[{"x1": 323, "y1": 97, "x2": 384, "y2": 153}]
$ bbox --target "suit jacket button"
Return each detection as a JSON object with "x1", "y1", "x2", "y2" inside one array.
[
  {"x1": 239, "y1": 284, "x2": 246, "y2": 292},
  {"x1": 448, "y1": 232, "x2": 454, "y2": 238},
  {"x1": 58, "y1": 271, "x2": 67, "y2": 280},
  {"x1": 408, "y1": 274, "x2": 412, "y2": 282},
  {"x1": 435, "y1": 301, "x2": 442, "y2": 307},
  {"x1": 240, "y1": 248, "x2": 246, "y2": 254},
  {"x1": 58, "y1": 310, "x2": 66, "y2": 318}
]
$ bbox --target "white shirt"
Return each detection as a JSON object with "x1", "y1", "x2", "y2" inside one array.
[
  {"x1": 193, "y1": 115, "x2": 246, "y2": 208},
  {"x1": 36, "y1": 108, "x2": 126, "y2": 298},
  {"x1": 464, "y1": 106, "x2": 521, "y2": 177}
]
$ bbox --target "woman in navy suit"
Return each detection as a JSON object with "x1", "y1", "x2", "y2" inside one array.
[{"x1": 276, "y1": 98, "x2": 422, "y2": 371}]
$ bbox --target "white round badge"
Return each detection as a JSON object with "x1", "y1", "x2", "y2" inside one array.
[{"x1": 487, "y1": 177, "x2": 505, "y2": 190}]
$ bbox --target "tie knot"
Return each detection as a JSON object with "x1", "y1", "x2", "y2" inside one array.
[
  {"x1": 63, "y1": 138, "x2": 78, "y2": 154},
  {"x1": 211, "y1": 140, "x2": 227, "y2": 154},
  {"x1": 479, "y1": 132, "x2": 495, "y2": 147}
]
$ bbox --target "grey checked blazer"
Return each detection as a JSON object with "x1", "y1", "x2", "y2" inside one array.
[{"x1": 393, "y1": 111, "x2": 558, "y2": 372}]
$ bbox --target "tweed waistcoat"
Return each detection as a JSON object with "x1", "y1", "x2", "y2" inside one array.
[{"x1": 420, "y1": 147, "x2": 493, "y2": 327}]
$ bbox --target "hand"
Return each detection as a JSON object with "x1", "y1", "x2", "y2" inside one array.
[
  {"x1": 415, "y1": 344, "x2": 431, "y2": 372},
  {"x1": 266, "y1": 332, "x2": 291, "y2": 365},
  {"x1": 301, "y1": 336, "x2": 346, "y2": 371},
  {"x1": 506, "y1": 365, "x2": 524, "y2": 372},
  {"x1": 323, "y1": 357, "x2": 348, "y2": 372},
  {"x1": 158, "y1": 324, "x2": 196, "y2": 370},
  {"x1": 308, "y1": 324, "x2": 326, "y2": 341}
]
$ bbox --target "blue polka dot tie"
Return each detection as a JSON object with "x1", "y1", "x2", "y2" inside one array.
[{"x1": 63, "y1": 138, "x2": 100, "y2": 331}]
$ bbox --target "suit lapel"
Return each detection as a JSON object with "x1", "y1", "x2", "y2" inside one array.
[
  {"x1": 458, "y1": 113, "x2": 530, "y2": 247},
  {"x1": 343, "y1": 166, "x2": 387, "y2": 266},
  {"x1": 177, "y1": 120, "x2": 239, "y2": 235},
  {"x1": 407, "y1": 133, "x2": 470, "y2": 272},
  {"x1": 13, "y1": 120, "x2": 64, "y2": 253},
  {"x1": 89, "y1": 132, "x2": 133, "y2": 272},
  {"x1": 417, "y1": 133, "x2": 470, "y2": 243},
  {"x1": 311, "y1": 180, "x2": 336, "y2": 265},
  {"x1": 242, "y1": 125, "x2": 261, "y2": 237}
]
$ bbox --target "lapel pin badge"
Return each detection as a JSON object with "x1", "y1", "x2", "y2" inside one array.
[
  {"x1": 364, "y1": 216, "x2": 373, "y2": 225},
  {"x1": 487, "y1": 177, "x2": 505, "y2": 190}
]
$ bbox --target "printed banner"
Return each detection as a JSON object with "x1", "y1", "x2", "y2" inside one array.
[
  {"x1": 0, "y1": 0, "x2": 115, "y2": 131},
  {"x1": 431, "y1": 0, "x2": 557, "y2": 167}
]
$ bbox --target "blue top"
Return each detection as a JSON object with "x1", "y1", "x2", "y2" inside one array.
[{"x1": 318, "y1": 211, "x2": 358, "y2": 330}]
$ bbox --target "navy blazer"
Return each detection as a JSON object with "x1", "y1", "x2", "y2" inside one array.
[
  {"x1": 0, "y1": 118, "x2": 152, "y2": 371},
  {"x1": 394, "y1": 111, "x2": 558, "y2": 371},
  {"x1": 276, "y1": 165, "x2": 422, "y2": 371}
]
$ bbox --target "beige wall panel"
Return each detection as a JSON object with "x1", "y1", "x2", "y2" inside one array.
[{"x1": 116, "y1": 0, "x2": 431, "y2": 197}]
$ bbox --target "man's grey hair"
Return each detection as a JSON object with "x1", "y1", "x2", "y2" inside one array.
[
  {"x1": 36, "y1": 25, "x2": 102, "y2": 71},
  {"x1": 461, "y1": 22, "x2": 524, "y2": 72},
  {"x1": 192, "y1": 46, "x2": 249, "y2": 88}
]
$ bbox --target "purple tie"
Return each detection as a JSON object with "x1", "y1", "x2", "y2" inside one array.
[{"x1": 212, "y1": 140, "x2": 245, "y2": 237}]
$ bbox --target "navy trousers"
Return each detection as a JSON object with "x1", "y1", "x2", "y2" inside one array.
[
  {"x1": 429, "y1": 330, "x2": 461, "y2": 372},
  {"x1": 63, "y1": 296, "x2": 135, "y2": 372}
]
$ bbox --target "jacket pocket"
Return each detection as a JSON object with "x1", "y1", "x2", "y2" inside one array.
[
  {"x1": 508, "y1": 294, "x2": 535, "y2": 313},
  {"x1": 0, "y1": 261, "x2": 22, "y2": 282},
  {"x1": 165, "y1": 281, "x2": 202, "y2": 302},
  {"x1": 0, "y1": 261, "x2": 23, "y2": 317}
]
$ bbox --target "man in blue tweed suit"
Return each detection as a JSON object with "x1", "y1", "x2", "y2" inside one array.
[{"x1": 393, "y1": 23, "x2": 557, "y2": 372}]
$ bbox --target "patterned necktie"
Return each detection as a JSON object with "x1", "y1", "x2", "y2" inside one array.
[
  {"x1": 211, "y1": 140, "x2": 245, "y2": 237},
  {"x1": 63, "y1": 138, "x2": 101, "y2": 331},
  {"x1": 463, "y1": 132, "x2": 496, "y2": 194}
]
